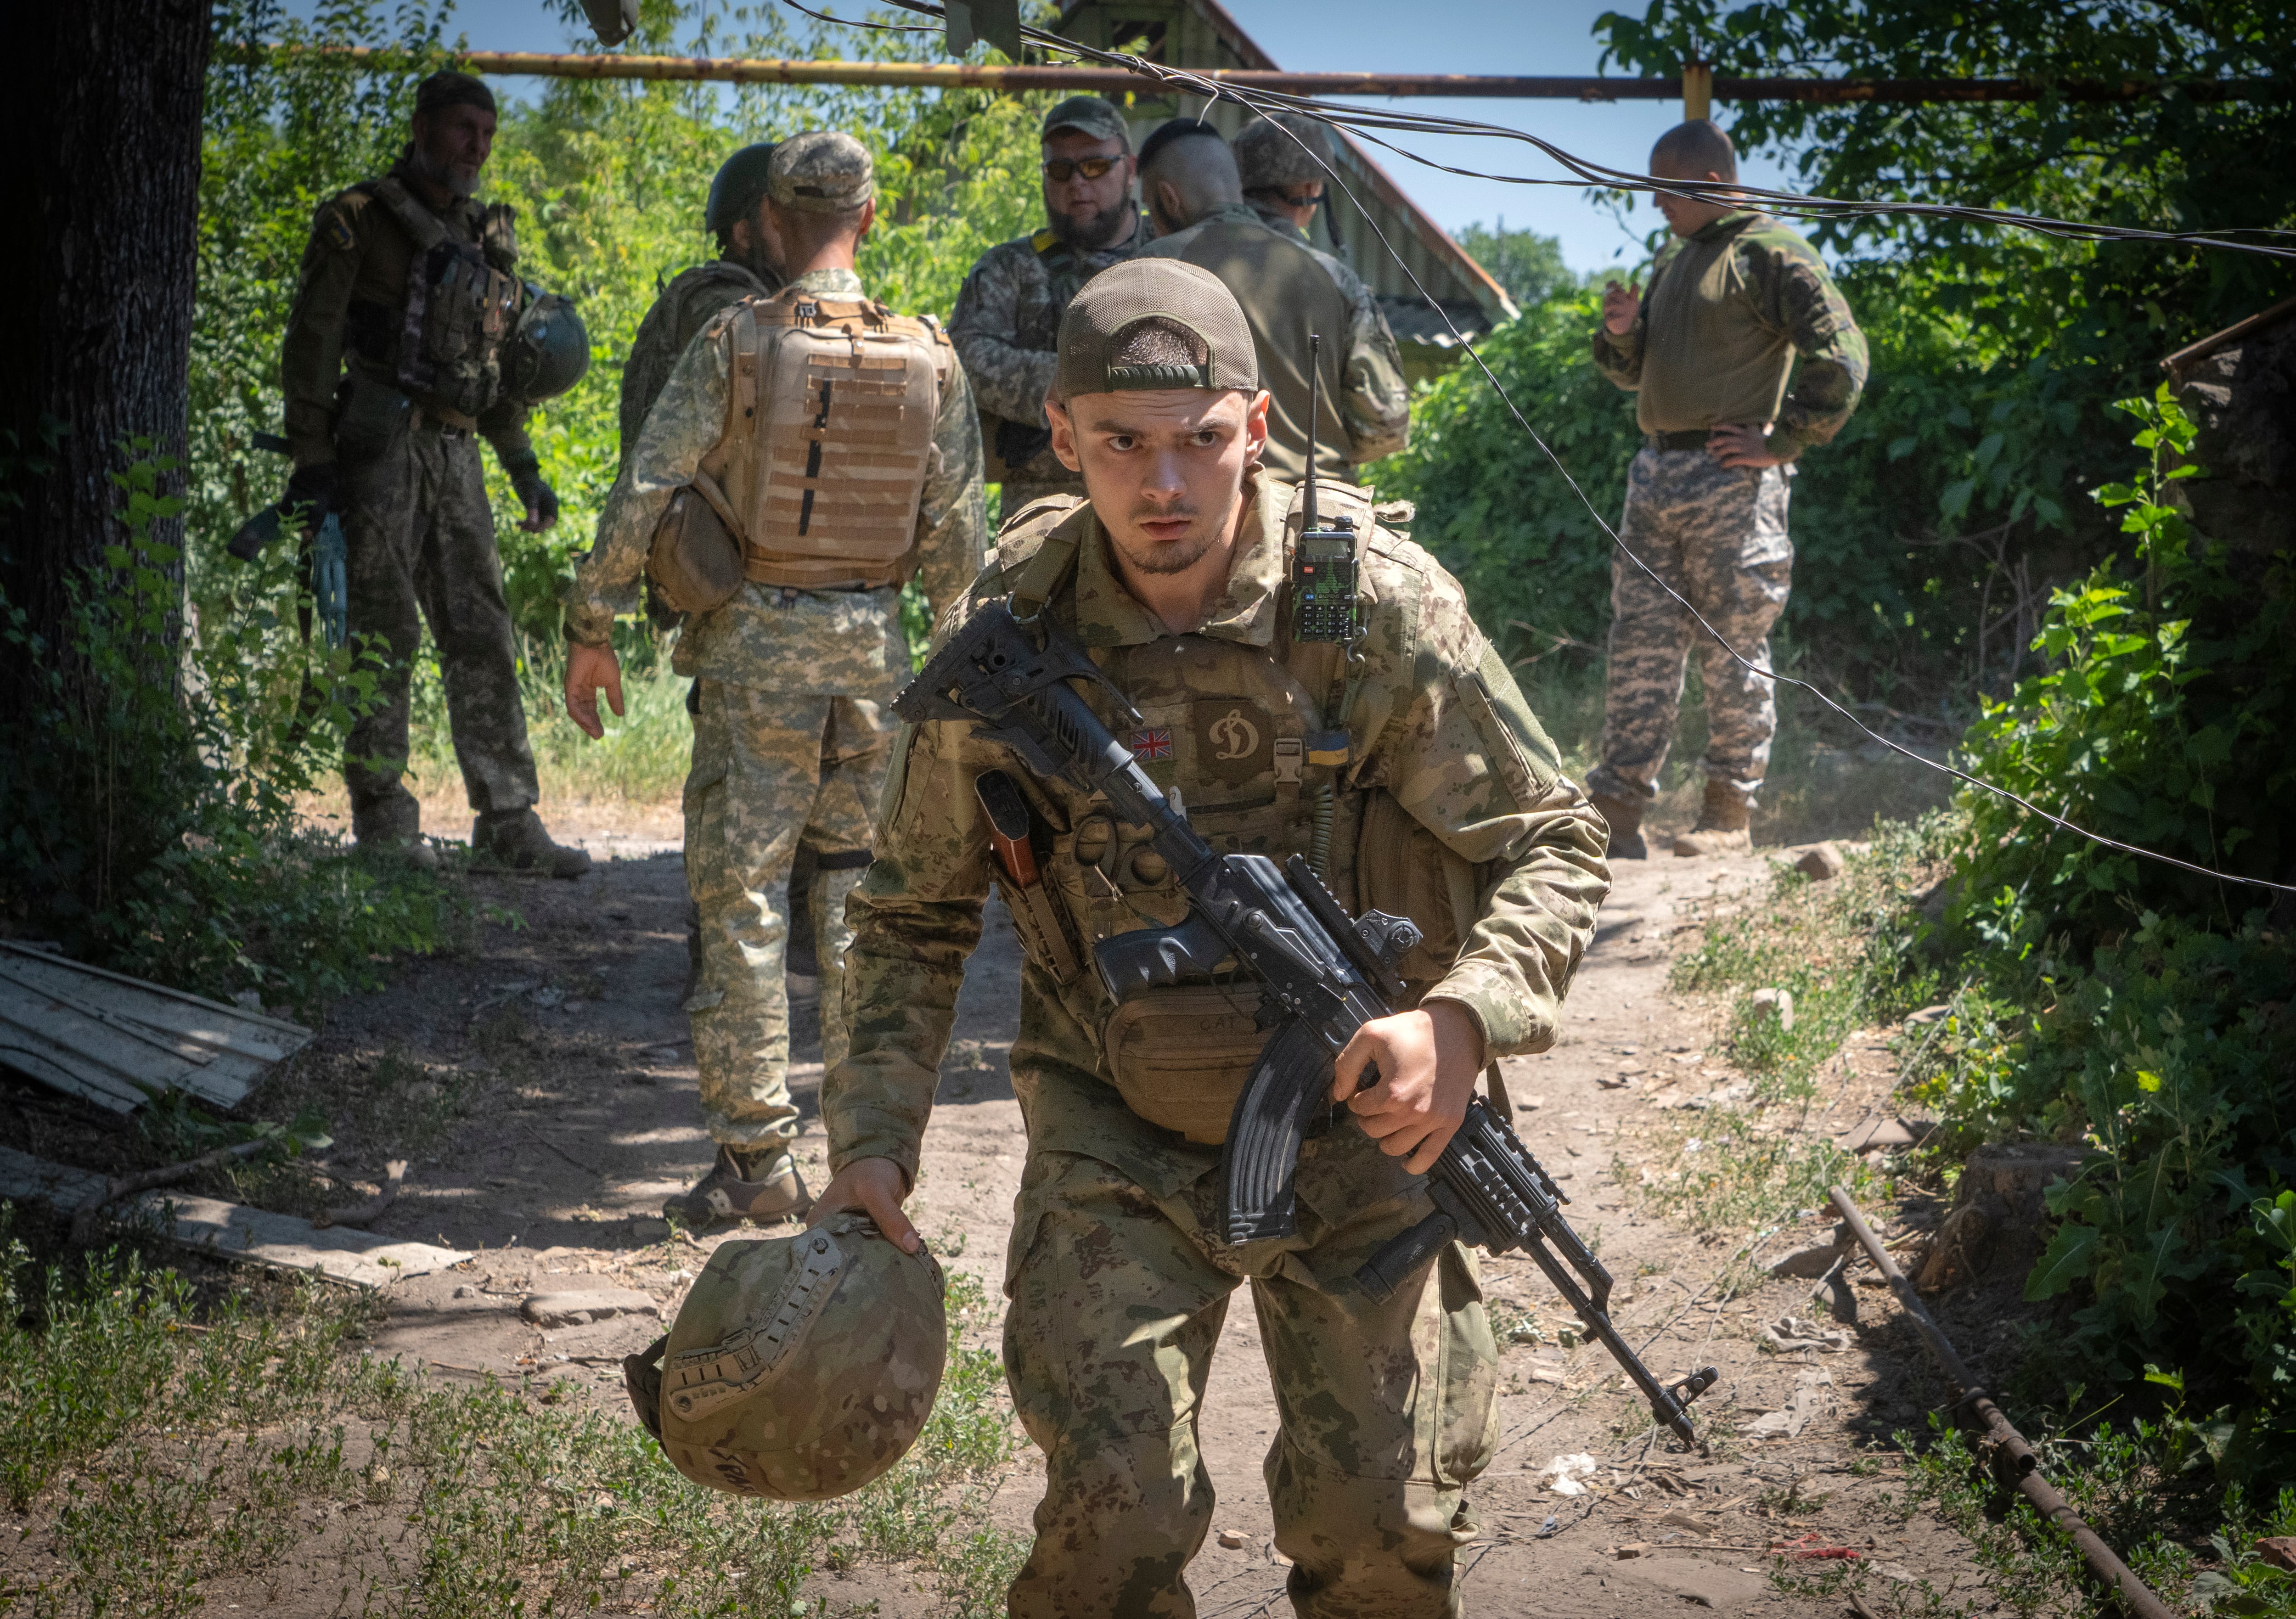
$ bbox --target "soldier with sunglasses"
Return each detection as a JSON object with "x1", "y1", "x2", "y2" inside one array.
[{"x1": 949, "y1": 96, "x2": 1149, "y2": 516}]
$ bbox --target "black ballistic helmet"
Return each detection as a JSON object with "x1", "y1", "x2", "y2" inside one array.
[
  {"x1": 506, "y1": 286, "x2": 591, "y2": 404},
  {"x1": 706, "y1": 142, "x2": 782, "y2": 236}
]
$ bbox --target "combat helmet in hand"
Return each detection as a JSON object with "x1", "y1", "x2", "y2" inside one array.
[
  {"x1": 505, "y1": 285, "x2": 592, "y2": 405},
  {"x1": 623, "y1": 1212, "x2": 948, "y2": 1500}
]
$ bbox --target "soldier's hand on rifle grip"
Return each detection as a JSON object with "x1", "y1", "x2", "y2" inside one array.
[
  {"x1": 808, "y1": 1156, "x2": 923, "y2": 1254},
  {"x1": 1331, "y1": 1002, "x2": 1486, "y2": 1175},
  {"x1": 564, "y1": 641, "x2": 624, "y2": 740}
]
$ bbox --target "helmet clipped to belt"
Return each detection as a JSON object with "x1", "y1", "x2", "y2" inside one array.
[
  {"x1": 505, "y1": 285, "x2": 592, "y2": 405},
  {"x1": 623, "y1": 1213, "x2": 947, "y2": 1500}
]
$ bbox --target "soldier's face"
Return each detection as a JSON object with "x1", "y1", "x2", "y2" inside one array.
[
  {"x1": 1046, "y1": 387, "x2": 1270, "y2": 577},
  {"x1": 1043, "y1": 130, "x2": 1135, "y2": 246},
  {"x1": 1650, "y1": 159, "x2": 1731, "y2": 237},
  {"x1": 411, "y1": 104, "x2": 496, "y2": 197}
]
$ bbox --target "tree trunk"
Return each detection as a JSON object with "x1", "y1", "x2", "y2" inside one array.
[{"x1": 0, "y1": 0, "x2": 213, "y2": 706}]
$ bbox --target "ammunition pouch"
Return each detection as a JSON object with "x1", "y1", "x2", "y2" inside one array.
[
  {"x1": 1102, "y1": 984, "x2": 1268, "y2": 1146},
  {"x1": 647, "y1": 468, "x2": 748, "y2": 616}
]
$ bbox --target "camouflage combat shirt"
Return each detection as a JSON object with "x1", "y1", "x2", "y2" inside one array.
[
  {"x1": 280, "y1": 157, "x2": 533, "y2": 468},
  {"x1": 1140, "y1": 202, "x2": 1411, "y2": 483},
  {"x1": 947, "y1": 213, "x2": 1149, "y2": 489},
  {"x1": 617, "y1": 259, "x2": 780, "y2": 470},
  {"x1": 564, "y1": 268, "x2": 987, "y2": 694},
  {"x1": 1591, "y1": 209, "x2": 1868, "y2": 458},
  {"x1": 824, "y1": 478, "x2": 1611, "y2": 1201}
]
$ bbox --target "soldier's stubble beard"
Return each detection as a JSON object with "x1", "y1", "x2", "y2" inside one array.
[{"x1": 409, "y1": 140, "x2": 483, "y2": 202}]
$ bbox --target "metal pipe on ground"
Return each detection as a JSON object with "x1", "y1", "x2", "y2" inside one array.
[
  {"x1": 206, "y1": 45, "x2": 2276, "y2": 103},
  {"x1": 1827, "y1": 1184, "x2": 2175, "y2": 1619}
]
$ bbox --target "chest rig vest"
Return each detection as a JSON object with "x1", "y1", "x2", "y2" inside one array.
[
  {"x1": 698, "y1": 289, "x2": 955, "y2": 592},
  {"x1": 362, "y1": 177, "x2": 522, "y2": 422},
  {"x1": 986, "y1": 483, "x2": 1491, "y2": 1144}
]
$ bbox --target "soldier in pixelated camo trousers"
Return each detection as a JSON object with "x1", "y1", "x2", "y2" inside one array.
[
  {"x1": 811, "y1": 259, "x2": 1609, "y2": 1616},
  {"x1": 1586, "y1": 119, "x2": 1867, "y2": 860},
  {"x1": 563, "y1": 134, "x2": 985, "y2": 1230}
]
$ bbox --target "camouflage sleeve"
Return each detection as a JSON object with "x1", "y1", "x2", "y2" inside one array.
[
  {"x1": 1753, "y1": 238, "x2": 1869, "y2": 457},
  {"x1": 823, "y1": 708, "x2": 997, "y2": 1181},
  {"x1": 278, "y1": 195, "x2": 363, "y2": 466},
  {"x1": 1590, "y1": 318, "x2": 1644, "y2": 390},
  {"x1": 563, "y1": 321, "x2": 731, "y2": 646},
  {"x1": 947, "y1": 248, "x2": 1060, "y2": 426},
  {"x1": 478, "y1": 399, "x2": 536, "y2": 468},
  {"x1": 917, "y1": 354, "x2": 989, "y2": 623},
  {"x1": 1327, "y1": 255, "x2": 1411, "y2": 464},
  {"x1": 1367, "y1": 560, "x2": 1610, "y2": 1056}
]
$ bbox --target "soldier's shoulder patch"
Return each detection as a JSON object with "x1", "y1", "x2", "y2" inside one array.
[
  {"x1": 322, "y1": 212, "x2": 356, "y2": 252},
  {"x1": 1029, "y1": 228, "x2": 1059, "y2": 254}
]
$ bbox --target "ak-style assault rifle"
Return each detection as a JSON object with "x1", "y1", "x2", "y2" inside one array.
[{"x1": 892, "y1": 600, "x2": 1718, "y2": 1450}]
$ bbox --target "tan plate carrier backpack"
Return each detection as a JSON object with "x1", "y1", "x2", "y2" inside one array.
[{"x1": 648, "y1": 290, "x2": 954, "y2": 614}]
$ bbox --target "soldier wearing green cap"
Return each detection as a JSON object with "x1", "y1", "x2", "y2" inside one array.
[
  {"x1": 276, "y1": 68, "x2": 589, "y2": 877},
  {"x1": 814, "y1": 258, "x2": 1610, "y2": 1615},
  {"x1": 564, "y1": 132, "x2": 987, "y2": 1233},
  {"x1": 949, "y1": 96, "x2": 1149, "y2": 513}
]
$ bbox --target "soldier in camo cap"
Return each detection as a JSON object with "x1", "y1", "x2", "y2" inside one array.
[
  {"x1": 813, "y1": 257, "x2": 1610, "y2": 1615},
  {"x1": 1587, "y1": 119, "x2": 1867, "y2": 861},
  {"x1": 948, "y1": 96, "x2": 1149, "y2": 514},
  {"x1": 564, "y1": 130, "x2": 986, "y2": 1235}
]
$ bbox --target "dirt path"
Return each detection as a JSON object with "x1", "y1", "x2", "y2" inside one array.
[{"x1": 220, "y1": 843, "x2": 1994, "y2": 1616}]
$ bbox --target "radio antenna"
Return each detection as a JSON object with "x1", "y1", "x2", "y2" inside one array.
[{"x1": 1304, "y1": 332, "x2": 1321, "y2": 533}]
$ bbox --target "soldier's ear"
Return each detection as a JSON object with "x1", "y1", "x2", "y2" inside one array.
[{"x1": 1045, "y1": 395, "x2": 1083, "y2": 474}]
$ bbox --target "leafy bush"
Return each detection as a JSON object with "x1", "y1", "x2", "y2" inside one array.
[
  {"x1": 1905, "y1": 389, "x2": 2296, "y2": 1487},
  {"x1": 0, "y1": 449, "x2": 467, "y2": 1012}
]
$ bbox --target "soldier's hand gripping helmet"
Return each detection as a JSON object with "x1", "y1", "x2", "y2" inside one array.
[
  {"x1": 623, "y1": 1213, "x2": 948, "y2": 1500},
  {"x1": 505, "y1": 285, "x2": 592, "y2": 405}
]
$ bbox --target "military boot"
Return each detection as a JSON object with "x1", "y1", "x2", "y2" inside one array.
[
  {"x1": 1672, "y1": 778, "x2": 1754, "y2": 858},
  {"x1": 1588, "y1": 791, "x2": 1649, "y2": 861},
  {"x1": 471, "y1": 809, "x2": 593, "y2": 879},
  {"x1": 352, "y1": 795, "x2": 440, "y2": 871},
  {"x1": 662, "y1": 1144, "x2": 813, "y2": 1229}
]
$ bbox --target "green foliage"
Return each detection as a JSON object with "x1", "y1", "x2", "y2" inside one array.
[
  {"x1": 1380, "y1": 288, "x2": 1636, "y2": 660},
  {"x1": 1449, "y1": 222, "x2": 1577, "y2": 309},
  {"x1": 1955, "y1": 386, "x2": 2293, "y2": 936},
  {"x1": 0, "y1": 447, "x2": 467, "y2": 1012}
]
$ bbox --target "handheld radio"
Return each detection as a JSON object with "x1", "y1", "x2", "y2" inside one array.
[{"x1": 1290, "y1": 333, "x2": 1361, "y2": 645}]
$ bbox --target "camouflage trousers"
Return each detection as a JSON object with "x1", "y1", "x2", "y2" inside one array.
[
  {"x1": 1002, "y1": 1146, "x2": 1499, "y2": 1619},
  {"x1": 684, "y1": 680, "x2": 888, "y2": 1150},
  {"x1": 341, "y1": 422, "x2": 539, "y2": 829},
  {"x1": 1587, "y1": 447, "x2": 1794, "y2": 809}
]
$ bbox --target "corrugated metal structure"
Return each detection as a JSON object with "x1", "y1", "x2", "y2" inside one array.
[
  {"x1": 0, "y1": 942, "x2": 312, "y2": 1113},
  {"x1": 1054, "y1": 0, "x2": 1517, "y2": 382}
]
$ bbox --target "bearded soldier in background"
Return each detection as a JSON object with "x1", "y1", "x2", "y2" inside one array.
[
  {"x1": 949, "y1": 96, "x2": 1148, "y2": 513},
  {"x1": 278, "y1": 69, "x2": 589, "y2": 877},
  {"x1": 564, "y1": 134, "x2": 986, "y2": 1230}
]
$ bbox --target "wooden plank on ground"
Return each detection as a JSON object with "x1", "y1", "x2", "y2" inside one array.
[
  {"x1": 0, "y1": 942, "x2": 312, "y2": 1113},
  {"x1": 0, "y1": 1145, "x2": 469, "y2": 1289}
]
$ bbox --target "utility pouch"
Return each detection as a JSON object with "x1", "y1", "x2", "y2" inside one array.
[
  {"x1": 647, "y1": 468, "x2": 747, "y2": 616},
  {"x1": 1101, "y1": 984, "x2": 1267, "y2": 1146},
  {"x1": 1353, "y1": 788, "x2": 1482, "y2": 995},
  {"x1": 332, "y1": 372, "x2": 412, "y2": 468}
]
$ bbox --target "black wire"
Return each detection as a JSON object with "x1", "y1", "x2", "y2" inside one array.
[{"x1": 788, "y1": 0, "x2": 2296, "y2": 899}]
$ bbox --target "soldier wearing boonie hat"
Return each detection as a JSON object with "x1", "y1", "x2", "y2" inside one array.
[
  {"x1": 949, "y1": 96, "x2": 1150, "y2": 515},
  {"x1": 817, "y1": 255, "x2": 1613, "y2": 1615},
  {"x1": 564, "y1": 126, "x2": 987, "y2": 1238}
]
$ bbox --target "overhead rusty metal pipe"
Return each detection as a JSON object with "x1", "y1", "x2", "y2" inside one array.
[
  {"x1": 207, "y1": 44, "x2": 2276, "y2": 104},
  {"x1": 1827, "y1": 1185, "x2": 2176, "y2": 1619}
]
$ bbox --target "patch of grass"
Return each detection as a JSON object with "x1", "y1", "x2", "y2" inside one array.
[
  {"x1": 0, "y1": 1231, "x2": 1028, "y2": 1617},
  {"x1": 1487, "y1": 1300, "x2": 1550, "y2": 1346}
]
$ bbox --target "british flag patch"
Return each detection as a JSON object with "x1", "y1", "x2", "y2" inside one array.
[{"x1": 1128, "y1": 727, "x2": 1173, "y2": 761}]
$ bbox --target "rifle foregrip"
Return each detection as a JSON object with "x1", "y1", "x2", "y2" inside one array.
[{"x1": 1354, "y1": 1209, "x2": 1455, "y2": 1304}]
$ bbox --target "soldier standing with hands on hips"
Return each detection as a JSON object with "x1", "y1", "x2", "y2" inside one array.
[
  {"x1": 563, "y1": 134, "x2": 985, "y2": 1231},
  {"x1": 1585, "y1": 119, "x2": 1867, "y2": 860},
  {"x1": 813, "y1": 258, "x2": 1608, "y2": 1614},
  {"x1": 277, "y1": 69, "x2": 591, "y2": 877}
]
